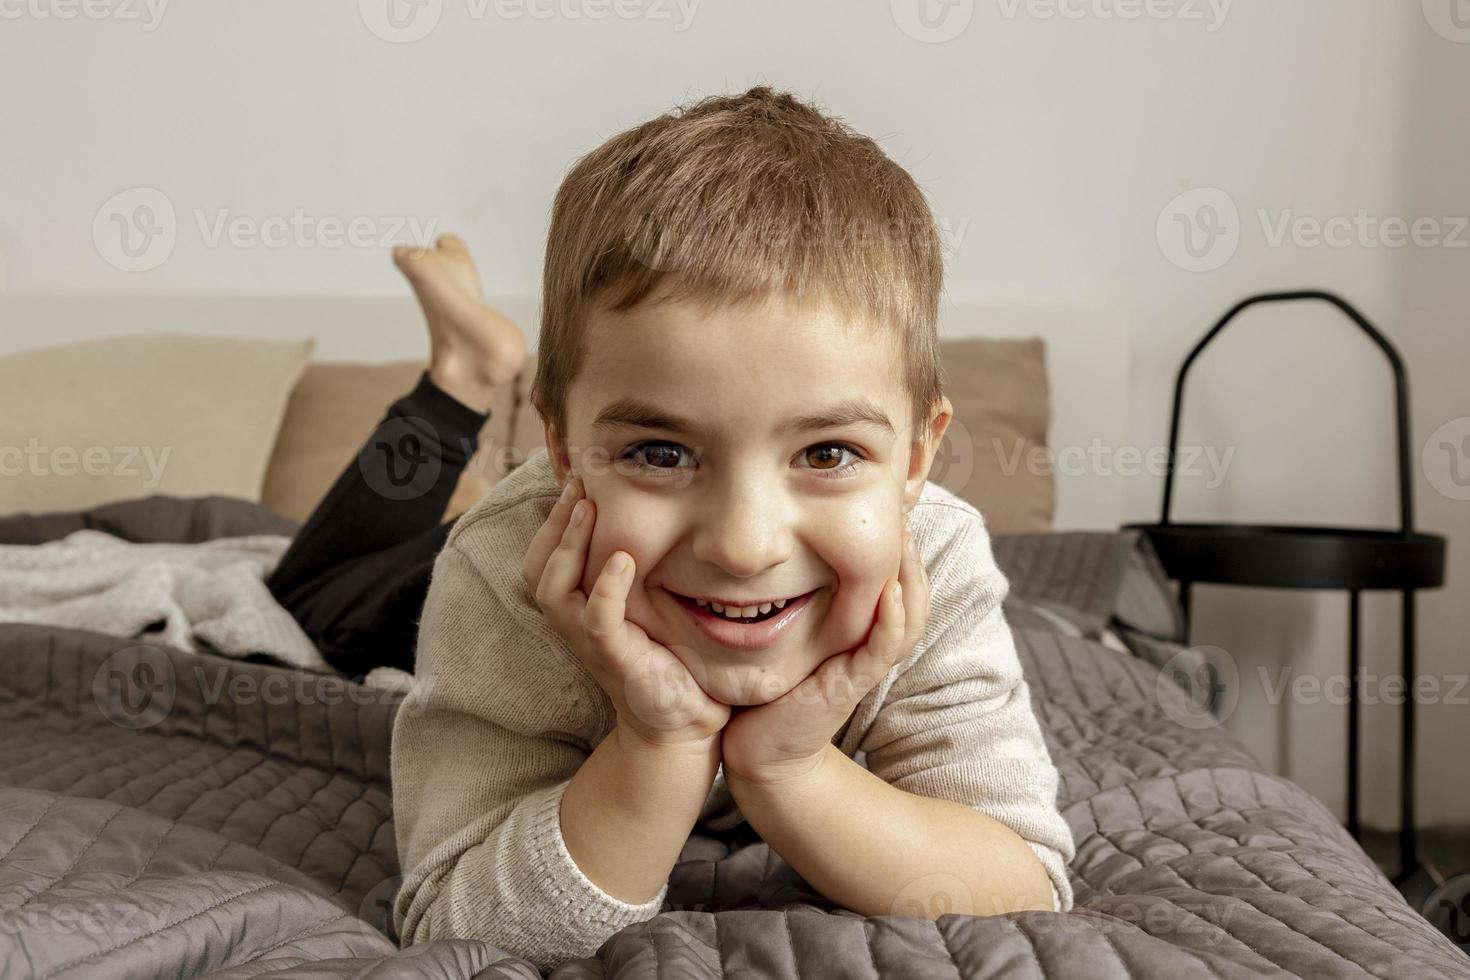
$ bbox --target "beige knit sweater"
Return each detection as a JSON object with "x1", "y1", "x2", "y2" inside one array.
[{"x1": 391, "y1": 446, "x2": 1075, "y2": 969}]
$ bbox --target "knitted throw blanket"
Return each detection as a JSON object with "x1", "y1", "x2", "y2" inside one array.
[{"x1": 0, "y1": 530, "x2": 327, "y2": 671}]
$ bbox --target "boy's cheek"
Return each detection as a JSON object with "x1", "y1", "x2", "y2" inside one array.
[
  {"x1": 578, "y1": 513, "x2": 654, "y2": 602},
  {"x1": 821, "y1": 526, "x2": 904, "y2": 652}
]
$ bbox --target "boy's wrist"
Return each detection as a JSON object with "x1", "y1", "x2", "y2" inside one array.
[
  {"x1": 723, "y1": 742, "x2": 833, "y2": 790},
  {"x1": 613, "y1": 718, "x2": 723, "y2": 762}
]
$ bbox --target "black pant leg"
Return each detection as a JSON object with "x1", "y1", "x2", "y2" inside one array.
[
  {"x1": 267, "y1": 371, "x2": 487, "y2": 599},
  {"x1": 286, "y1": 522, "x2": 453, "y2": 677},
  {"x1": 267, "y1": 372, "x2": 492, "y2": 675}
]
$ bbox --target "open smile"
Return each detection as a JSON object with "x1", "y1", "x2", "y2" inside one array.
[{"x1": 663, "y1": 587, "x2": 818, "y2": 651}]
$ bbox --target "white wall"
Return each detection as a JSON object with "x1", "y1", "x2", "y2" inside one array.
[{"x1": 1, "y1": 1, "x2": 1465, "y2": 836}]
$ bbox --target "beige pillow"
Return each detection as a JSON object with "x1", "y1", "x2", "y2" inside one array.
[
  {"x1": 0, "y1": 335, "x2": 311, "y2": 515},
  {"x1": 934, "y1": 336, "x2": 1053, "y2": 533},
  {"x1": 261, "y1": 362, "x2": 517, "y2": 523}
]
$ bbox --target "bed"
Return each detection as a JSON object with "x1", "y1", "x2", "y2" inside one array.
[
  {"x1": 0, "y1": 307, "x2": 1463, "y2": 977},
  {"x1": 1, "y1": 494, "x2": 1464, "y2": 978}
]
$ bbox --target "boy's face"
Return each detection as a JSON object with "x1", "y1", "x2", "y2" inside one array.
[{"x1": 545, "y1": 285, "x2": 951, "y2": 706}]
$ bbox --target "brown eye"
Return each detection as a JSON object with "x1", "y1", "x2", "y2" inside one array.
[
  {"x1": 804, "y1": 444, "x2": 845, "y2": 469},
  {"x1": 641, "y1": 444, "x2": 683, "y2": 468}
]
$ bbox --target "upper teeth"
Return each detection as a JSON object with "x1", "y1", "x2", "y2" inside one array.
[{"x1": 696, "y1": 597, "x2": 789, "y2": 619}]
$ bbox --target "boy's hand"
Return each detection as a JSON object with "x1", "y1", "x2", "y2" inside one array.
[
  {"x1": 720, "y1": 522, "x2": 931, "y2": 785},
  {"x1": 522, "y1": 477, "x2": 731, "y2": 749}
]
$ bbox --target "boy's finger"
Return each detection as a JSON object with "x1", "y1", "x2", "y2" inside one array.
[
  {"x1": 534, "y1": 495, "x2": 593, "y2": 612},
  {"x1": 852, "y1": 577, "x2": 906, "y2": 690},
  {"x1": 522, "y1": 479, "x2": 583, "y2": 591},
  {"x1": 583, "y1": 550, "x2": 634, "y2": 651},
  {"x1": 900, "y1": 529, "x2": 929, "y2": 649}
]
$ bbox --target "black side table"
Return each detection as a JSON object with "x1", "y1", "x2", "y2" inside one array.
[{"x1": 1126, "y1": 290, "x2": 1447, "y2": 887}]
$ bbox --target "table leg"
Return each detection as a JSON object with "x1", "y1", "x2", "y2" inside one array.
[
  {"x1": 1401, "y1": 588, "x2": 1417, "y2": 879},
  {"x1": 1348, "y1": 590, "x2": 1360, "y2": 839},
  {"x1": 1179, "y1": 580, "x2": 1192, "y2": 639}
]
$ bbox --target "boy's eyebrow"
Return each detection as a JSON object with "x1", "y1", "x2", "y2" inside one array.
[
  {"x1": 786, "y1": 398, "x2": 897, "y2": 436},
  {"x1": 591, "y1": 397, "x2": 896, "y2": 436},
  {"x1": 591, "y1": 399, "x2": 692, "y2": 433}
]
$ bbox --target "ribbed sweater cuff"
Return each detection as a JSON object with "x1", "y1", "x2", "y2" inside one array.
[
  {"x1": 523, "y1": 778, "x2": 670, "y2": 934},
  {"x1": 1027, "y1": 840, "x2": 1072, "y2": 912}
]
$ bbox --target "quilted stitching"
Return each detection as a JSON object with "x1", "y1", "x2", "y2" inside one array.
[{"x1": 0, "y1": 608, "x2": 1467, "y2": 977}]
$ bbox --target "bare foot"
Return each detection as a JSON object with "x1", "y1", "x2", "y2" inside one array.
[{"x1": 393, "y1": 234, "x2": 528, "y2": 413}]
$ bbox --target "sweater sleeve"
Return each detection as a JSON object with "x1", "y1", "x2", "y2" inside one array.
[
  {"x1": 390, "y1": 542, "x2": 667, "y2": 970},
  {"x1": 857, "y1": 501, "x2": 1076, "y2": 912}
]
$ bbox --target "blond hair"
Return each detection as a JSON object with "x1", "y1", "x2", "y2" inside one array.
[{"x1": 532, "y1": 84, "x2": 946, "y2": 445}]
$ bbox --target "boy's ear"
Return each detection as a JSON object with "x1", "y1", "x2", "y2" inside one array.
[
  {"x1": 902, "y1": 395, "x2": 953, "y2": 512},
  {"x1": 542, "y1": 420, "x2": 574, "y2": 485}
]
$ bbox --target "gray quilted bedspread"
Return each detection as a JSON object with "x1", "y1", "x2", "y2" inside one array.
[{"x1": 0, "y1": 498, "x2": 1463, "y2": 978}]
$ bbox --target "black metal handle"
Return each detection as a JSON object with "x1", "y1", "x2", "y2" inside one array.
[{"x1": 1159, "y1": 290, "x2": 1414, "y2": 534}]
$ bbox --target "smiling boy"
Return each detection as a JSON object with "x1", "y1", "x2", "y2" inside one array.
[{"x1": 390, "y1": 85, "x2": 1074, "y2": 969}]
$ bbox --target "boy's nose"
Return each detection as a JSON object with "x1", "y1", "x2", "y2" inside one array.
[{"x1": 689, "y1": 485, "x2": 793, "y2": 579}]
